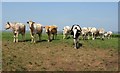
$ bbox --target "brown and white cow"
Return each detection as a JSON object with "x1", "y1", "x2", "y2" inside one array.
[
  {"x1": 5, "y1": 22, "x2": 26, "y2": 42},
  {"x1": 27, "y1": 21, "x2": 43, "y2": 43},
  {"x1": 44, "y1": 25, "x2": 57, "y2": 42}
]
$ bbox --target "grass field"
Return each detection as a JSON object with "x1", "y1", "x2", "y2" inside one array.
[{"x1": 2, "y1": 32, "x2": 119, "y2": 71}]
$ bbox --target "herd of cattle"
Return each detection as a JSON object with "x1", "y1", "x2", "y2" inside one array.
[{"x1": 5, "y1": 21, "x2": 113, "y2": 49}]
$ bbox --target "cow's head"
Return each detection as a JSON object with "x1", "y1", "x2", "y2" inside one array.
[
  {"x1": 5, "y1": 22, "x2": 11, "y2": 30},
  {"x1": 63, "y1": 26, "x2": 71, "y2": 34},
  {"x1": 71, "y1": 24, "x2": 82, "y2": 39},
  {"x1": 27, "y1": 21, "x2": 35, "y2": 29},
  {"x1": 44, "y1": 26, "x2": 50, "y2": 33},
  {"x1": 87, "y1": 27, "x2": 92, "y2": 33}
]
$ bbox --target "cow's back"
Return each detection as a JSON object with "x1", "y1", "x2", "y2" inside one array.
[
  {"x1": 35, "y1": 24, "x2": 43, "y2": 33},
  {"x1": 50, "y1": 26, "x2": 57, "y2": 34},
  {"x1": 91, "y1": 27, "x2": 97, "y2": 33},
  {"x1": 14, "y1": 23, "x2": 25, "y2": 34}
]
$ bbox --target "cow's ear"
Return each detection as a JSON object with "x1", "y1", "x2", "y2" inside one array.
[
  {"x1": 71, "y1": 31, "x2": 74, "y2": 35},
  {"x1": 71, "y1": 25, "x2": 75, "y2": 30},
  {"x1": 7, "y1": 22, "x2": 10, "y2": 25},
  {"x1": 27, "y1": 21, "x2": 29, "y2": 24},
  {"x1": 32, "y1": 22, "x2": 35, "y2": 24},
  {"x1": 80, "y1": 27, "x2": 82, "y2": 31}
]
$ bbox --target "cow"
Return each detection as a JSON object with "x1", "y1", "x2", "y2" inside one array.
[
  {"x1": 63, "y1": 26, "x2": 71, "y2": 39},
  {"x1": 81, "y1": 27, "x2": 89, "y2": 40},
  {"x1": 44, "y1": 25, "x2": 57, "y2": 42},
  {"x1": 27, "y1": 21, "x2": 43, "y2": 43},
  {"x1": 71, "y1": 24, "x2": 82, "y2": 49},
  {"x1": 97, "y1": 28, "x2": 105, "y2": 40},
  {"x1": 87, "y1": 27, "x2": 98, "y2": 40},
  {"x1": 5, "y1": 22, "x2": 26, "y2": 42},
  {"x1": 104, "y1": 31, "x2": 112, "y2": 39}
]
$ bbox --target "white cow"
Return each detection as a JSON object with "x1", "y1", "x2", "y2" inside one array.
[
  {"x1": 27, "y1": 21, "x2": 43, "y2": 43},
  {"x1": 81, "y1": 27, "x2": 89, "y2": 40},
  {"x1": 97, "y1": 28, "x2": 105, "y2": 40},
  {"x1": 63, "y1": 26, "x2": 71, "y2": 39},
  {"x1": 104, "y1": 31, "x2": 112, "y2": 39},
  {"x1": 87, "y1": 27, "x2": 98, "y2": 40},
  {"x1": 5, "y1": 22, "x2": 26, "y2": 42}
]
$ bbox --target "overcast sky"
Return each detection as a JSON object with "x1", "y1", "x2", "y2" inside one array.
[{"x1": 2, "y1": 2, "x2": 118, "y2": 32}]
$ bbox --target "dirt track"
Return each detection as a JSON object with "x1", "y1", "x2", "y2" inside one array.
[{"x1": 2, "y1": 40, "x2": 118, "y2": 71}]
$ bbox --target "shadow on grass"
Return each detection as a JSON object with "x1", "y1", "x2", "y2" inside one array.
[
  {"x1": 73, "y1": 42, "x2": 82, "y2": 49},
  {"x1": 18, "y1": 39, "x2": 31, "y2": 42},
  {"x1": 77, "y1": 43, "x2": 82, "y2": 49},
  {"x1": 36, "y1": 39, "x2": 47, "y2": 43}
]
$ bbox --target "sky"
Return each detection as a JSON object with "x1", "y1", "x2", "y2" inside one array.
[
  {"x1": 1, "y1": 0, "x2": 120, "y2": 2},
  {"x1": 2, "y1": 2, "x2": 118, "y2": 32},
  {"x1": 0, "y1": 2, "x2": 2, "y2": 31}
]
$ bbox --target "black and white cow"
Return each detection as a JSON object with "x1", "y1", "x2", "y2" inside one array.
[{"x1": 71, "y1": 24, "x2": 82, "y2": 49}]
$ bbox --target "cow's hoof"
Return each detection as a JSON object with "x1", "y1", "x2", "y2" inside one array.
[
  {"x1": 34, "y1": 41, "x2": 36, "y2": 43},
  {"x1": 48, "y1": 40, "x2": 50, "y2": 42},
  {"x1": 74, "y1": 47, "x2": 77, "y2": 49}
]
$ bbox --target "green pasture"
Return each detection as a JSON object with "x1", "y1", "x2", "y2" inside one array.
[{"x1": 2, "y1": 31, "x2": 119, "y2": 49}]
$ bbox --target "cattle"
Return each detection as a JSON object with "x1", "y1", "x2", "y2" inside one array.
[
  {"x1": 87, "y1": 27, "x2": 98, "y2": 40},
  {"x1": 97, "y1": 28, "x2": 105, "y2": 40},
  {"x1": 5, "y1": 22, "x2": 26, "y2": 42},
  {"x1": 27, "y1": 21, "x2": 43, "y2": 43},
  {"x1": 44, "y1": 25, "x2": 57, "y2": 42},
  {"x1": 63, "y1": 26, "x2": 71, "y2": 39},
  {"x1": 104, "y1": 31, "x2": 112, "y2": 39},
  {"x1": 81, "y1": 27, "x2": 89, "y2": 40},
  {"x1": 71, "y1": 24, "x2": 82, "y2": 49}
]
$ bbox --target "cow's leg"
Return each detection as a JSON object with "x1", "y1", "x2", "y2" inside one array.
[
  {"x1": 34, "y1": 34, "x2": 37, "y2": 43},
  {"x1": 82, "y1": 35, "x2": 85, "y2": 40},
  {"x1": 66, "y1": 34, "x2": 68, "y2": 39},
  {"x1": 31, "y1": 35, "x2": 34, "y2": 43},
  {"x1": 16, "y1": 33, "x2": 19, "y2": 42},
  {"x1": 55, "y1": 34, "x2": 57, "y2": 39},
  {"x1": 13, "y1": 35, "x2": 16, "y2": 42},
  {"x1": 22, "y1": 33, "x2": 25, "y2": 42},
  {"x1": 101, "y1": 34, "x2": 104, "y2": 40},
  {"x1": 52, "y1": 34, "x2": 54, "y2": 40},
  {"x1": 107, "y1": 35, "x2": 110, "y2": 39},
  {"x1": 63, "y1": 34, "x2": 66, "y2": 39},
  {"x1": 85, "y1": 34, "x2": 88, "y2": 40},
  {"x1": 63, "y1": 34, "x2": 65, "y2": 39},
  {"x1": 110, "y1": 35, "x2": 112, "y2": 39},
  {"x1": 48, "y1": 34, "x2": 51, "y2": 42},
  {"x1": 38, "y1": 33, "x2": 41, "y2": 41},
  {"x1": 92, "y1": 33, "x2": 94, "y2": 40},
  {"x1": 74, "y1": 39, "x2": 77, "y2": 49},
  {"x1": 88, "y1": 34, "x2": 90, "y2": 40}
]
